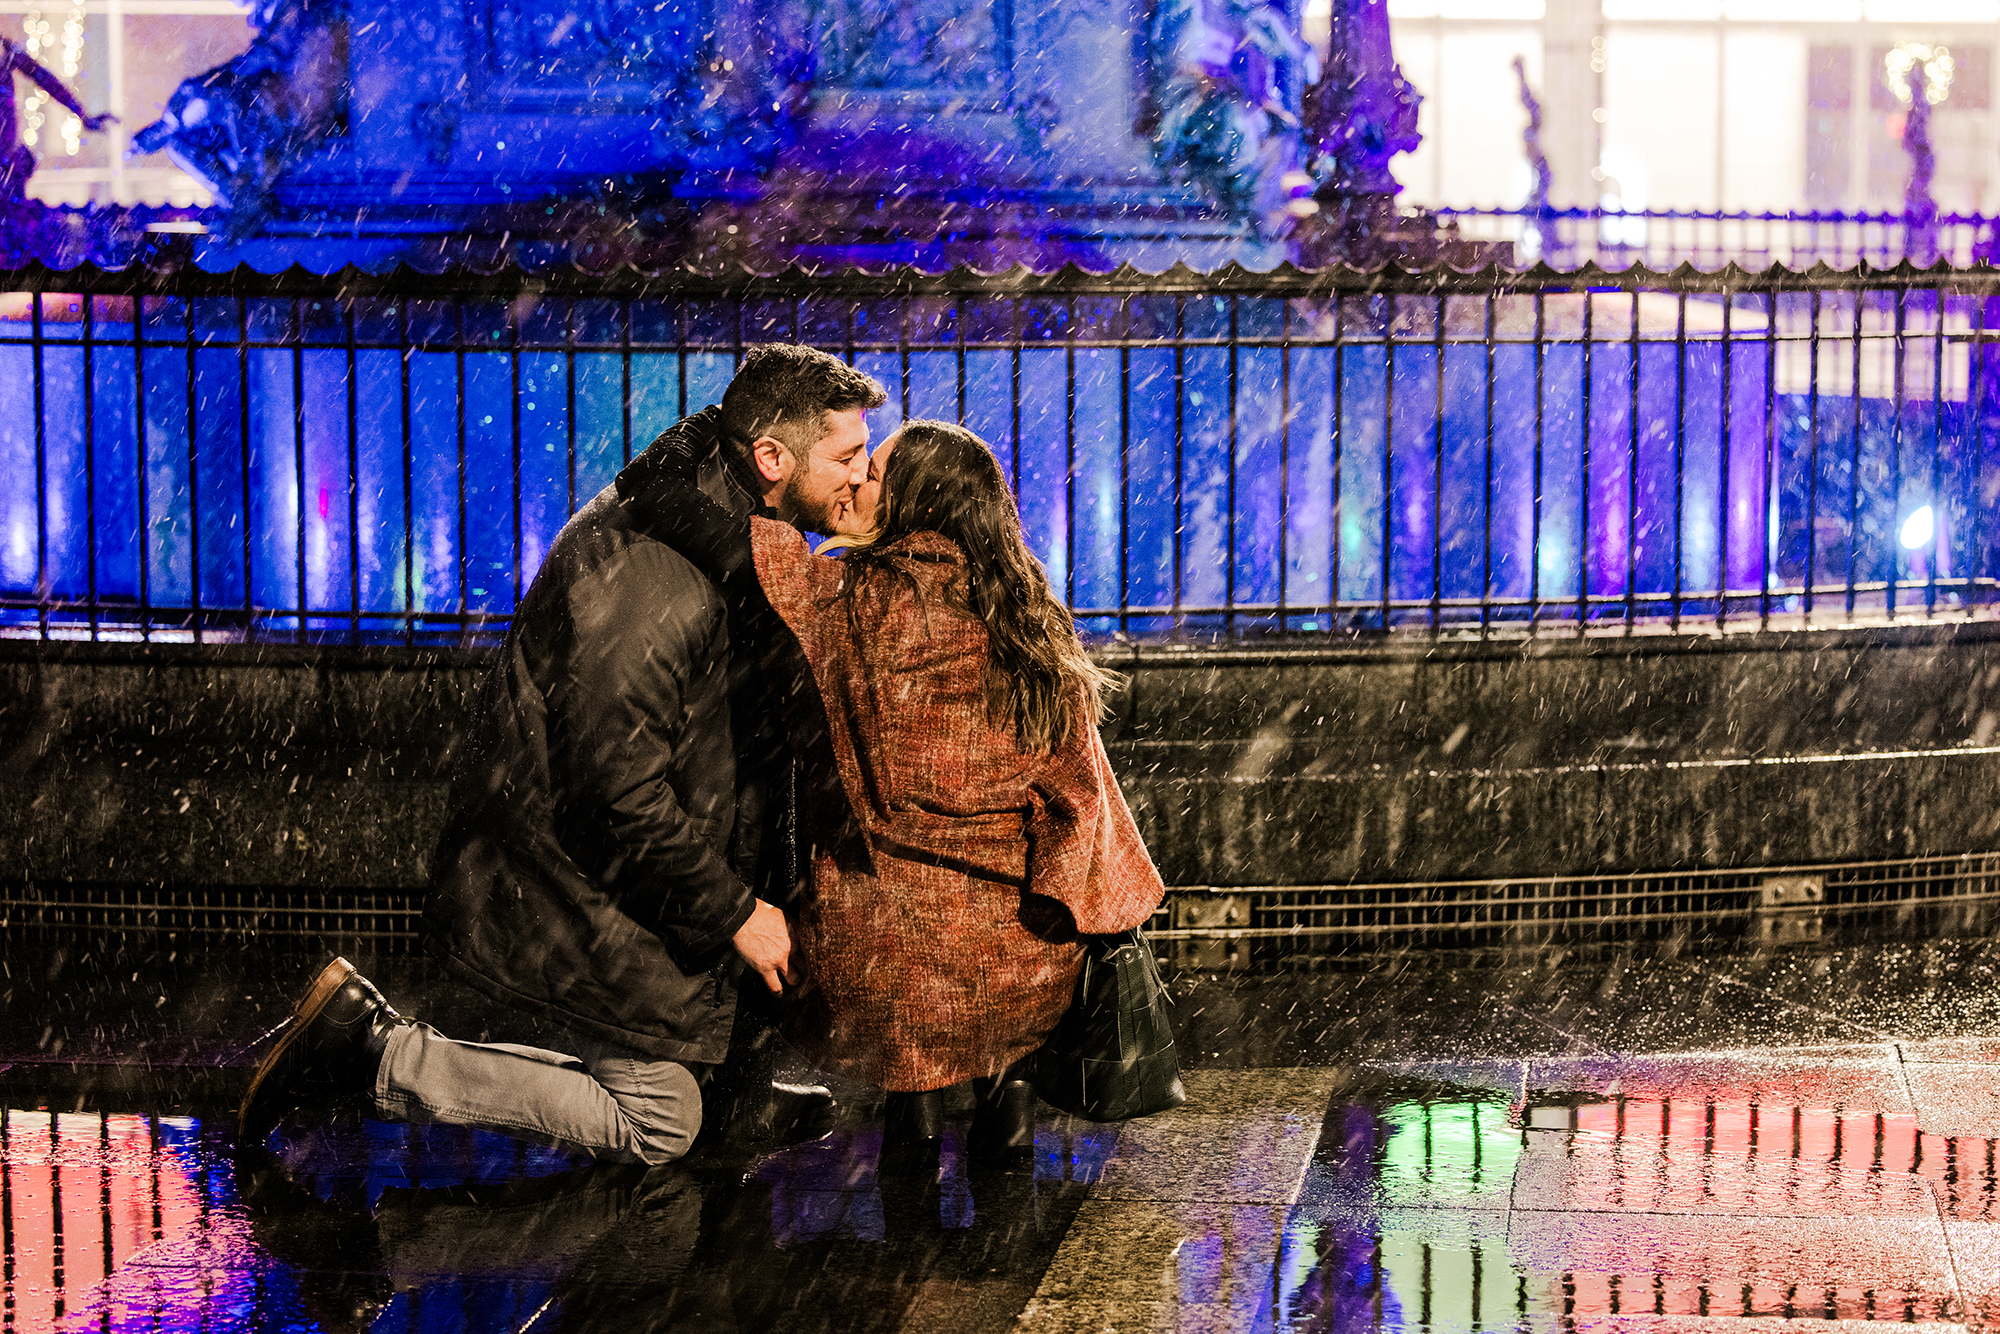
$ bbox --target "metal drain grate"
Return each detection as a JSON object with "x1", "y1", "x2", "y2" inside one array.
[
  {"x1": 0, "y1": 882, "x2": 423, "y2": 946},
  {"x1": 5, "y1": 852, "x2": 1998, "y2": 954},
  {"x1": 1147, "y1": 852, "x2": 2000, "y2": 964}
]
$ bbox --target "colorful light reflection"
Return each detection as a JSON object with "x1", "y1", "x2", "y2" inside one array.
[
  {"x1": 2, "y1": 1110, "x2": 206, "y2": 1332},
  {"x1": 1283, "y1": 1088, "x2": 1986, "y2": 1331},
  {"x1": 3, "y1": 1088, "x2": 1992, "y2": 1331}
]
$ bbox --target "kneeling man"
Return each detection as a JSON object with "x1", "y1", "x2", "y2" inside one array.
[{"x1": 240, "y1": 345, "x2": 888, "y2": 1163}]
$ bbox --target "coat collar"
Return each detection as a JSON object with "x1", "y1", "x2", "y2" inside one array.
[
  {"x1": 874, "y1": 531, "x2": 965, "y2": 563},
  {"x1": 616, "y1": 404, "x2": 770, "y2": 523}
]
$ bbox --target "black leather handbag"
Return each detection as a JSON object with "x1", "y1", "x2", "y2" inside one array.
[{"x1": 1030, "y1": 929, "x2": 1186, "y2": 1122}]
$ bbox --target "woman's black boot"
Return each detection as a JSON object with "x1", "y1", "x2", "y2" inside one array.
[
  {"x1": 879, "y1": 1089, "x2": 945, "y2": 1178},
  {"x1": 968, "y1": 1066, "x2": 1038, "y2": 1167}
]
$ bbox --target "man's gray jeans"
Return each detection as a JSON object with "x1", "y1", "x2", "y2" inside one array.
[{"x1": 372, "y1": 1022, "x2": 703, "y2": 1165}]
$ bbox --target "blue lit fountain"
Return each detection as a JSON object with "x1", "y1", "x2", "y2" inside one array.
[{"x1": 0, "y1": 0, "x2": 1480, "y2": 273}]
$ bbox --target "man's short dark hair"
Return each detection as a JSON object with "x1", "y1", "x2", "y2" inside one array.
[{"x1": 722, "y1": 345, "x2": 889, "y2": 463}]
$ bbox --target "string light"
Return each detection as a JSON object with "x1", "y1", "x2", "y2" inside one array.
[
  {"x1": 19, "y1": 9, "x2": 48, "y2": 148},
  {"x1": 58, "y1": 0, "x2": 86, "y2": 155},
  {"x1": 1885, "y1": 42, "x2": 1954, "y2": 108}
]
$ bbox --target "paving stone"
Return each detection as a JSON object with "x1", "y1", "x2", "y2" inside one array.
[
  {"x1": 1945, "y1": 1221, "x2": 2000, "y2": 1325},
  {"x1": 1903, "y1": 1038, "x2": 2000, "y2": 1065},
  {"x1": 1505, "y1": 1213, "x2": 1961, "y2": 1321},
  {"x1": 1524, "y1": 1047, "x2": 1913, "y2": 1115},
  {"x1": 1091, "y1": 1068, "x2": 1342, "y2": 1205},
  {"x1": 1907, "y1": 1062, "x2": 2000, "y2": 1139},
  {"x1": 1018, "y1": 1203, "x2": 1289, "y2": 1330},
  {"x1": 1528, "y1": 1319, "x2": 1966, "y2": 1334},
  {"x1": 1510, "y1": 1127, "x2": 1938, "y2": 1218}
]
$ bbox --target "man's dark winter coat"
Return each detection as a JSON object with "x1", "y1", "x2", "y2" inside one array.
[{"x1": 425, "y1": 405, "x2": 774, "y2": 1064}]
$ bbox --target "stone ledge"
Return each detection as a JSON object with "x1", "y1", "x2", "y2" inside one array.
[{"x1": 3, "y1": 626, "x2": 1993, "y2": 892}]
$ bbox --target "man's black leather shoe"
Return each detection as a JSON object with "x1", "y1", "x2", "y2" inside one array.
[
  {"x1": 742, "y1": 1081, "x2": 839, "y2": 1144},
  {"x1": 237, "y1": 957, "x2": 408, "y2": 1149},
  {"x1": 699, "y1": 1080, "x2": 839, "y2": 1156}
]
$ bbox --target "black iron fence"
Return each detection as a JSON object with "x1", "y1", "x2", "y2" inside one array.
[{"x1": 3, "y1": 260, "x2": 1998, "y2": 645}]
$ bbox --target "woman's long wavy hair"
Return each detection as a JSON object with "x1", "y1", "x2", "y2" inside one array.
[{"x1": 825, "y1": 420, "x2": 1118, "y2": 752}]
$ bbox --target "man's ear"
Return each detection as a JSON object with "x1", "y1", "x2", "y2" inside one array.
[{"x1": 749, "y1": 435, "x2": 793, "y2": 485}]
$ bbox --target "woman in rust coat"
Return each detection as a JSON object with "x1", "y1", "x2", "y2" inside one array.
[{"x1": 666, "y1": 419, "x2": 1166, "y2": 1165}]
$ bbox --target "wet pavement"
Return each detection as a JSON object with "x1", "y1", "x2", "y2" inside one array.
[{"x1": 7, "y1": 924, "x2": 2000, "y2": 1331}]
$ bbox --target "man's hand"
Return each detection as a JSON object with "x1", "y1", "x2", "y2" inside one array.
[{"x1": 733, "y1": 899, "x2": 796, "y2": 994}]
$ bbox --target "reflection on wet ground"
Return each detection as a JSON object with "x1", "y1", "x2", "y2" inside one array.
[
  {"x1": 7, "y1": 1106, "x2": 1124, "y2": 1332},
  {"x1": 8, "y1": 926, "x2": 2000, "y2": 1330},
  {"x1": 15, "y1": 1118, "x2": 1133, "y2": 1331},
  {"x1": 1295, "y1": 1061, "x2": 1983, "y2": 1331}
]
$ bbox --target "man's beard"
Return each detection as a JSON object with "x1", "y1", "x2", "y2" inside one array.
[{"x1": 781, "y1": 471, "x2": 841, "y2": 534}]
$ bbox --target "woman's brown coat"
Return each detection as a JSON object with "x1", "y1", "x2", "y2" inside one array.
[{"x1": 750, "y1": 518, "x2": 1165, "y2": 1091}]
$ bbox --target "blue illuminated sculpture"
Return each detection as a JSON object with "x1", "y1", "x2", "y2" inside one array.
[
  {"x1": 1294, "y1": 0, "x2": 1427, "y2": 264},
  {"x1": 1142, "y1": 0, "x2": 1321, "y2": 228},
  {"x1": 127, "y1": 0, "x2": 816, "y2": 265},
  {"x1": 1, "y1": 33, "x2": 117, "y2": 201},
  {"x1": 126, "y1": 0, "x2": 348, "y2": 234},
  {"x1": 1902, "y1": 68, "x2": 1939, "y2": 265},
  {"x1": 102, "y1": 0, "x2": 1454, "y2": 271},
  {"x1": 1885, "y1": 42, "x2": 1948, "y2": 266},
  {"x1": 0, "y1": 33, "x2": 124, "y2": 266},
  {"x1": 1513, "y1": 55, "x2": 1554, "y2": 259}
]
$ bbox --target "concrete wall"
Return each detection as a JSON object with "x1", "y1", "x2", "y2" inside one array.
[
  {"x1": 1110, "y1": 625, "x2": 2000, "y2": 887},
  {"x1": 3, "y1": 623, "x2": 1998, "y2": 901},
  {"x1": 0, "y1": 642, "x2": 480, "y2": 893}
]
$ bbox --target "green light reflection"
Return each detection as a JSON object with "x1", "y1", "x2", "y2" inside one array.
[
  {"x1": 1375, "y1": 1099, "x2": 1522, "y2": 1334},
  {"x1": 1377, "y1": 1098, "x2": 1521, "y2": 1206}
]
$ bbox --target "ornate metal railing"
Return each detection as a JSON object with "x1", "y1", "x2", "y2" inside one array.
[
  {"x1": 1438, "y1": 206, "x2": 1999, "y2": 273},
  {"x1": 2, "y1": 259, "x2": 1998, "y2": 645}
]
